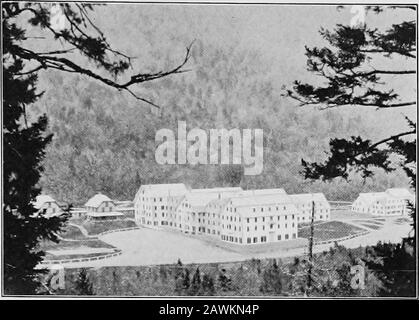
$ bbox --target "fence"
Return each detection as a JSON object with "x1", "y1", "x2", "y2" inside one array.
[
  {"x1": 40, "y1": 249, "x2": 122, "y2": 265},
  {"x1": 314, "y1": 230, "x2": 370, "y2": 245},
  {"x1": 97, "y1": 226, "x2": 141, "y2": 236}
]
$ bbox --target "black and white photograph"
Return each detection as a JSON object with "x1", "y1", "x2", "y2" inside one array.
[{"x1": 1, "y1": 0, "x2": 417, "y2": 300}]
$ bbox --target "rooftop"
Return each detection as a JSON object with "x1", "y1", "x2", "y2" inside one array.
[
  {"x1": 139, "y1": 183, "x2": 188, "y2": 196},
  {"x1": 229, "y1": 193, "x2": 295, "y2": 208},
  {"x1": 85, "y1": 193, "x2": 114, "y2": 208},
  {"x1": 33, "y1": 195, "x2": 56, "y2": 209},
  {"x1": 289, "y1": 193, "x2": 329, "y2": 203}
]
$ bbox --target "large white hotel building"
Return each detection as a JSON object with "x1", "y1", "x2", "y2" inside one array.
[{"x1": 134, "y1": 184, "x2": 331, "y2": 245}]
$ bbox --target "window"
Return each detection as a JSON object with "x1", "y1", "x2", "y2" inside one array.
[
  {"x1": 278, "y1": 235, "x2": 282, "y2": 241},
  {"x1": 247, "y1": 238, "x2": 251, "y2": 244},
  {"x1": 253, "y1": 237, "x2": 258, "y2": 243}
]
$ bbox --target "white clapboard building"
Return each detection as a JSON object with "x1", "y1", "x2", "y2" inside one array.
[
  {"x1": 174, "y1": 187, "x2": 243, "y2": 235},
  {"x1": 133, "y1": 184, "x2": 331, "y2": 245},
  {"x1": 351, "y1": 188, "x2": 415, "y2": 216},
  {"x1": 85, "y1": 193, "x2": 123, "y2": 221},
  {"x1": 289, "y1": 193, "x2": 331, "y2": 223},
  {"x1": 219, "y1": 193, "x2": 299, "y2": 244},
  {"x1": 33, "y1": 195, "x2": 63, "y2": 218},
  {"x1": 134, "y1": 183, "x2": 188, "y2": 227}
]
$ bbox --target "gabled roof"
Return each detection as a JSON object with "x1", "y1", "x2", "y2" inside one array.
[
  {"x1": 354, "y1": 192, "x2": 387, "y2": 204},
  {"x1": 184, "y1": 192, "x2": 221, "y2": 209},
  {"x1": 239, "y1": 188, "x2": 286, "y2": 196},
  {"x1": 354, "y1": 190, "x2": 412, "y2": 205},
  {"x1": 85, "y1": 193, "x2": 114, "y2": 208},
  {"x1": 289, "y1": 193, "x2": 329, "y2": 204},
  {"x1": 191, "y1": 187, "x2": 243, "y2": 194},
  {"x1": 386, "y1": 188, "x2": 414, "y2": 199},
  {"x1": 183, "y1": 188, "x2": 243, "y2": 209},
  {"x1": 229, "y1": 193, "x2": 295, "y2": 208},
  {"x1": 33, "y1": 195, "x2": 56, "y2": 209},
  {"x1": 205, "y1": 188, "x2": 288, "y2": 211},
  {"x1": 138, "y1": 183, "x2": 188, "y2": 197}
]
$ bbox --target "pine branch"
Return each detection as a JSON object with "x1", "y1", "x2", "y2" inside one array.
[{"x1": 12, "y1": 43, "x2": 193, "y2": 108}]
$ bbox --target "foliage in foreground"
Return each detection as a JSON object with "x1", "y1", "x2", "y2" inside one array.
[{"x1": 58, "y1": 242, "x2": 415, "y2": 297}]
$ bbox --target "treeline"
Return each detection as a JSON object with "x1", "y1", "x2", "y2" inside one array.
[
  {"x1": 54, "y1": 242, "x2": 415, "y2": 297},
  {"x1": 32, "y1": 42, "x2": 410, "y2": 205},
  {"x1": 28, "y1": 8, "x2": 411, "y2": 205}
]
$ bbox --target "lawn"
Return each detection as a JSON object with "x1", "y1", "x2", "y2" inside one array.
[
  {"x1": 82, "y1": 219, "x2": 137, "y2": 235},
  {"x1": 44, "y1": 251, "x2": 117, "y2": 261},
  {"x1": 40, "y1": 239, "x2": 115, "y2": 251},
  {"x1": 298, "y1": 221, "x2": 366, "y2": 242},
  {"x1": 330, "y1": 210, "x2": 375, "y2": 220},
  {"x1": 58, "y1": 225, "x2": 87, "y2": 240}
]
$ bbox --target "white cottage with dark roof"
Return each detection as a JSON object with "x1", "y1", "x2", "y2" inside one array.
[
  {"x1": 85, "y1": 193, "x2": 123, "y2": 220},
  {"x1": 33, "y1": 195, "x2": 62, "y2": 218}
]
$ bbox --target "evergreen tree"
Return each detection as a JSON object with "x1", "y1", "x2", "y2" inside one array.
[
  {"x1": 217, "y1": 268, "x2": 232, "y2": 291},
  {"x1": 260, "y1": 259, "x2": 284, "y2": 294},
  {"x1": 182, "y1": 268, "x2": 191, "y2": 290},
  {"x1": 2, "y1": 2, "x2": 190, "y2": 294},
  {"x1": 286, "y1": 6, "x2": 416, "y2": 239},
  {"x1": 74, "y1": 268, "x2": 94, "y2": 295},
  {"x1": 189, "y1": 267, "x2": 202, "y2": 295},
  {"x1": 201, "y1": 274, "x2": 215, "y2": 296},
  {"x1": 286, "y1": 5, "x2": 416, "y2": 295}
]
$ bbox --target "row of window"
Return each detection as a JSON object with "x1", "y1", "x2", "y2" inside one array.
[
  {"x1": 244, "y1": 233, "x2": 297, "y2": 244},
  {"x1": 246, "y1": 222, "x2": 295, "y2": 231}
]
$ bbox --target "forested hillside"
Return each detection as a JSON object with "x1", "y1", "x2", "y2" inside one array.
[{"x1": 28, "y1": 5, "x2": 413, "y2": 205}]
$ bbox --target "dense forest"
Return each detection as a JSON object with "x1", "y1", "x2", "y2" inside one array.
[{"x1": 27, "y1": 6, "x2": 413, "y2": 205}]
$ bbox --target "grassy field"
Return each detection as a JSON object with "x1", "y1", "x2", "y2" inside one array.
[
  {"x1": 58, "y1": 225, "x2": 87, "y2": 240},
  {"x1": 41, "y1": 238, "x2": 117, "y2": 262},
  {"x1": 82, "y1": 219, "x2": 137, "y2": 235},
  {"x1": 41, "y1": 239, "x2": 115, "y2": 250},
  {"x1": 298, "y1": 221, "x2": 366, "y2": 242},
  {"x1": 44, "y1": 251, "x2": 117, "y2": 261}
]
